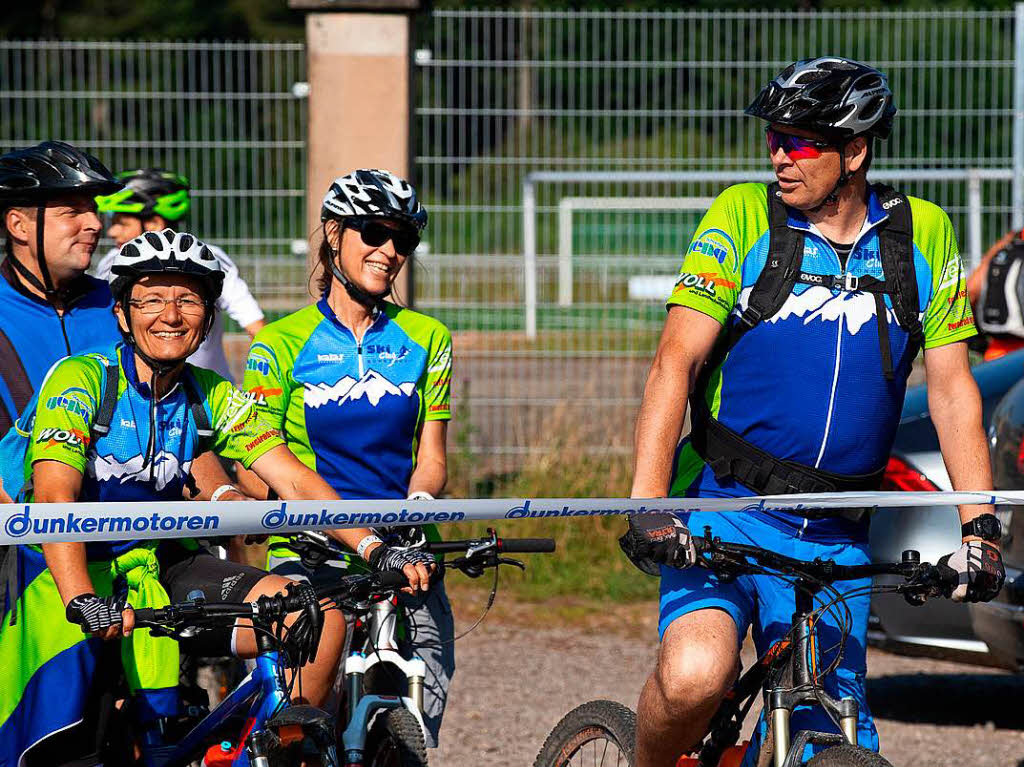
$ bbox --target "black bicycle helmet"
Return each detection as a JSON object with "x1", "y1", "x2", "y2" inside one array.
[
  {"x1": 745, "y1": 57, "x2": 896, "y2": 140},
  {"x1": 0, "y1": 141, "x2": 121, "y2": 207}
]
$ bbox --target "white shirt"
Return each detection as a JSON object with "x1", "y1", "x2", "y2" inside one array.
[{"x1": 92, "y1": 243, "x2": 264, "y2": 381}]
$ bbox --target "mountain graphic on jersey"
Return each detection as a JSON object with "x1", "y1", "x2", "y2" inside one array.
[
  {"x1": 89, "y1": 451, "x2": 192, "y2": 492},
  {"x1": 738, "y1": 285, "x2": 897, "y2": 335},
  {"x1": 304, "y1": 369, "x2": 417, "y2": 409}
]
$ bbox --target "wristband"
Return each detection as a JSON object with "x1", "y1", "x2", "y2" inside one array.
[
  {"x1": 356, "y1": 534, "x2": 384, "y2": 560},
  {"x1": 210, "y1": 484, "x2": 240, "y2": 503},
  {"x1": 407, "y1": 491, "x2": 435, "y2": 501}
]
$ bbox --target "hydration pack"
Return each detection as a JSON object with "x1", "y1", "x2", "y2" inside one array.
[
  {"x1": 688, "y1": 183, "x2": 922, "y2": 498},
  {"x1": 978, "y1": 233, "x2": 1024, "y2": 338}
]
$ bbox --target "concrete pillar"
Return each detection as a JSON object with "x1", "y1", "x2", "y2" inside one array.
[{"x1": 299, "y1": 5, "x2": 417, "y2": 303}]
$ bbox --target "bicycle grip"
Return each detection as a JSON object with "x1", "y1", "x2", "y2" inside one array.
[
  {"x1": 498, "y1": 538, "x2": 556, "y2": 553},
  {"x1": 375, "y1": 570, "x2": 411, "y2": 590},
  {"x1": 131, "y1": 607, "x2": 156, "y2": 623}
]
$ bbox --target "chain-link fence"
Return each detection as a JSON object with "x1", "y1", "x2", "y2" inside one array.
[
  {"x1": 2, "y1": 13, "x2": 1021, "y2": 483},
  {"x1": 0, "y1": 40, "x2": 308, "y2": 326},
  {"x1": 413, "y1": 8, "x2": 1020, "y2": 479}
]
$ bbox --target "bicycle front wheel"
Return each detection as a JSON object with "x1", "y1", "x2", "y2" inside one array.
[
  {"x1": 533, "y1": 700, "x2": 636, "y2": 767},
  {"x1": 804, "y1": 745, "x2": 895, "y2": 767},
  {"x1": 364, "y1": 708, "x2": 429, "y2": 767}
]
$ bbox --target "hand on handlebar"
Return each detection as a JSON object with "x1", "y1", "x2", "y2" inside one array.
[
  {"x1": 618, "y1": 513, "x2": 697, "y2": 576},
  {"x1": 66, "y1": 592, "x2": 134, "y2": 640},
  {"x1": 367, "y1": 543, "x2": 436, "y2": 593},
  {"x1": 940, "y1": 540, "x2": 1005, "y2": 603}
]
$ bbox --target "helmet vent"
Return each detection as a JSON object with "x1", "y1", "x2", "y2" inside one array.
[
  {"x1": 179, "y1": 234, "x2": 194, "y2": 251},
  {"x1": 143, "y1": 231, "x2": 164, "y2": 250},
  {"x1": 121, "y1": 244, "x2": 139, "y2": 259}
]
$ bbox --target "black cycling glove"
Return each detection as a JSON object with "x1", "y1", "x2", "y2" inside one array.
[
  {"x1": 618, "y1": 513, "x2": 696, "y2": 576},
  {"x1": 66, "y1": 592, "x2": 126, "y2": 633},
  {"x1": 939, "y1": 540, "x2": 1005, "y2": 603},
  {"x1": 367, "y1": 543, "x2": 435, "y2": 574}
]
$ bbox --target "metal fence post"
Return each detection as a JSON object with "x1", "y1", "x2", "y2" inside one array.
[
  {"x1": 1015, "y1": 2, "x2": 1024, "y2": 229},
  {"x1": 523, "y1": 174, "x2": 538, "y2": 339}
]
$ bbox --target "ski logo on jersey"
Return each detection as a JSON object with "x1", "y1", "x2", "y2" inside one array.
[
  {"x1": 368, "y1": 344, "x2": 410, "y2": 367},
  {"x1": 304, "y1": 370, "x2": 416, "y2": 409},
  {"x1": 688, "y1": 229, "x2": 737, "y2": 270},
  {"x1": 90, "y1": 451, "x2": 192, "y2": 492},
  {"x1": 45, "y1": 387, "x2": 95, "y2": 420}
]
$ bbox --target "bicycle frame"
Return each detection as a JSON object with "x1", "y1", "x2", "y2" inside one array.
[{"x1": 140, "y1": 636, "x2": 335, "y2": 767}]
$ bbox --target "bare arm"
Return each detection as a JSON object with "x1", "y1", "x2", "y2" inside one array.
[
  {"x1": 244, "y1": 319, "x2": 267, "y2": 338},
  {"x1": 924, "y1": 341, "x2": 995, "y2": 541},
  {"x1": 35, "y1": 460, "x2": 133, "y2": 638},
  {"x1": 408, "y1": 420, "x2": 447, "y2": 497},
  {"x1": 631, "y1": 306, "x2": 722, "y2": 498},
  {"x1": 185, "y1": 451, "x2": 243, "y2": 501},
  {"x1": 248, "y1": 445, "x2": 383, "y2": 559}
]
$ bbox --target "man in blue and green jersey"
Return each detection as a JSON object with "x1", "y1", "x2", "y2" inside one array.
[{"x1": 620, "y1": 57, "x2": 1005, "y2": 767}]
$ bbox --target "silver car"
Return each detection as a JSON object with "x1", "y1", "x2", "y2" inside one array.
[{"x1": 869, "y1": 349, "x2": 1024, "y2": 669}]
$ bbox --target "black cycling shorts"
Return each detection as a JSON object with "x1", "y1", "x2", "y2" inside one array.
[{"x1": 157, "y1": 543, "x2": 266, "y2": 656}]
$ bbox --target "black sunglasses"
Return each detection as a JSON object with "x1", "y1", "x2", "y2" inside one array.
[{"x1": 344, "y1": 218, "x2": 420, "y2": 257}]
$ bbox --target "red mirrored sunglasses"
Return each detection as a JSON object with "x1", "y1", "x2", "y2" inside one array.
[{"x1": 765, "y1": 127, "x2": 833, "y2": 160}]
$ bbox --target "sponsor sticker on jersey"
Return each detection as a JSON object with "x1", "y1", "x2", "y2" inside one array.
[
  {"x1": 45, "y1": 387, "x2": 95, "y2": 420},
  {"x1": 672, "y1": 271, "x2": 736, "y2": 312},
  {"x1": 316, "y1": 353, "x2": 345, "y2": 363},
  {"x1": 246, "y1": 342, "x2": 278, "y2": 377},
  {"x1": 35, "y1": 427, "x2": 89, "y2": 448},
  {"x1": 688, "y1": 229, "x2": 738, "y2": 271}
]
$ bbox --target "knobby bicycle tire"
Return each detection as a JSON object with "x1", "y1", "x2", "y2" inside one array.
[
  {"x1": 533, "y1": 699, "x2": 637, "y2": 767},
  {"x1": 804, "y1": 745, "x2": 895, "y2": 767},
  {"x1": 364, "y1": 708, "x2": 429, "y2": 767}
]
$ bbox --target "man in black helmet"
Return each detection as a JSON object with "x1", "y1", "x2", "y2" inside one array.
[
  {"x1": 0, "y1": 141, "x2": 124, "y2": 440},
  {"x1": 620, "y1": 57, "x2": 1003, "y2": 766}
]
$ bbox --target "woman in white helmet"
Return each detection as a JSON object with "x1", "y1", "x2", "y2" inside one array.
[
  {"x1": 239, "y1": 169, "x2": 456, "y2": 748},
  {"x1": 4, "y1": 228, "x2": 433, "y2": 765}
]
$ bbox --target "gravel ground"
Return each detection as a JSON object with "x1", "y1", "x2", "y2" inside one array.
[{"x1": 432, "y1": 600, "x2": 1024, "y2": 767}]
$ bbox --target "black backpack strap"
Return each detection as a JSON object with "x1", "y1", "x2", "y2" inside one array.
[
  {"x1": 873, "y1": 185, "x2": 923, "y2": 344},
  {"x1": 181, "y1": 369, "x2": 214, "y2": 448},
  {"x1": 91, "y1": 362, "x2": 121, "y2": 437},
  {"x1": 692, "y1": 183, "x2": 805, "y2": 415}
]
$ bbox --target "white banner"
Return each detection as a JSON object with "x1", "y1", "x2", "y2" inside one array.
[{"x1": 0, "y1": 490, "x2": 1017, "y2": 546}]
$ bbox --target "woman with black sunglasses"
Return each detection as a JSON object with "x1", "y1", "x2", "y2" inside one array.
[{"x1": 237, "y1": 169, "x2": 455, "y2": 750}]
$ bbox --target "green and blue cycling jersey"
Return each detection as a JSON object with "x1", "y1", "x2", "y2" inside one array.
[
  {"x1": 668, "y1": 183, "x2": 976, "y2": 539},
  {"x1": 243, "y1": 297, "x2": 452, "y2": 563},
  {"x1": 0, "y1": 344, "x2": 283, "y2": 764}
]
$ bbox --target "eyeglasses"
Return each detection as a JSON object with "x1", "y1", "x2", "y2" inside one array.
[
  {"x1": 128, "y1": 296, "x2": 206, "y2": 316},
  {"x1": 344, "y1": 218, "x2": 420, "y2": 257},
  {"x1": 765, "y1": 127, "x2": 833, "y2": 160}
]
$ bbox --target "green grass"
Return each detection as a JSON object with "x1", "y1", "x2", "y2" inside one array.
[{"x1": 444, "y1": 427, "x2": 658, "y2": 604}]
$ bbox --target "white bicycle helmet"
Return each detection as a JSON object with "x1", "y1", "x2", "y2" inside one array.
[
  {"x1": 110, "y1": 228, "x2": 225, "y2": 304},
  {"x1": 320, "y1": 169, "x2": 427, "y2": 231}
]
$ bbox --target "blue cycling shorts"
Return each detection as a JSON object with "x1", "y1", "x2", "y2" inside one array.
[{"x1": 658, "y1": 511, "x2": 879, "y2": 763}]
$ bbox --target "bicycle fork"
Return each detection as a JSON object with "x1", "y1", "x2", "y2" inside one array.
[{"x1": 767, "y1": 592, "x2": 860, "y2": 767}]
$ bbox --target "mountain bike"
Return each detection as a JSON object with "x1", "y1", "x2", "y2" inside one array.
[
  {"x1": 283, "y1": 529, "x2": 557, "y2": 767},
  {"x1": 130, "y1": 570, "x2": 407, "y2": 767},
  {"x1": 533, "y1": 526, "x2": 959, "y2": 767}
]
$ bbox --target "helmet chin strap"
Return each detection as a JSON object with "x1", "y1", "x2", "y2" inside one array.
[
  {"x1": 8, "y1": 204, "x2": 63, "y2": 302},
  {"x1": 324, "y1": 223, "x2": 389, "y2": 315},
  {"x1": 809, "y1": 139, "x2": 852, "y2": 212}
]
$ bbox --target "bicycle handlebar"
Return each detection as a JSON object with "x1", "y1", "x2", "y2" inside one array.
[
  {"x1": 689, "y1": 529, "x2": 959, "y2": 599},
  {"x1": 425, "y1": 536, "x2": 556, "y2": 554}
]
